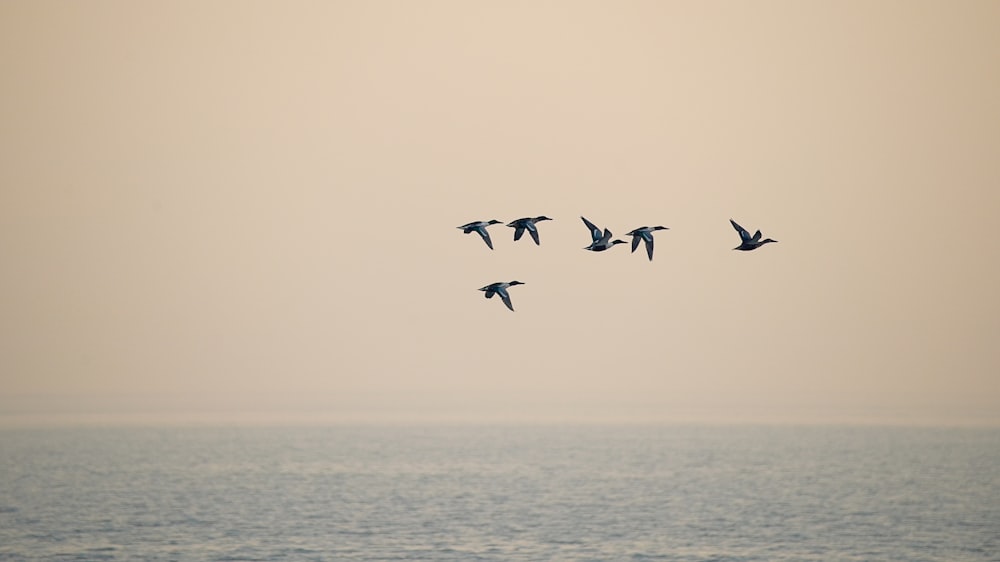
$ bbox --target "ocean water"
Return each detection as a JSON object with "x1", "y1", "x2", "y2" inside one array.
[{"x1": 0, "y1": 425, "x2": 997, "y2": 561}]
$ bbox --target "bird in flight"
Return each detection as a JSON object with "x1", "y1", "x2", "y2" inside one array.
[
  {"x1": 581, "y1": 217, "x2": 627, "y2": 252},
  {"x1": 457, "y1": 219, "x2": 503, "y2": 250},
  {"x1": 478, "y1": 281, "x2": 525, "y2": 311},
  {"x1": 730, "y1": 219, "x2": 778, "y2": 251},
  {"x1": 625, "y1": 225, "x2": 669, "y2": 261},
  {"x1": 506, "y1": 216, "x2": 553, "y2": 245}
]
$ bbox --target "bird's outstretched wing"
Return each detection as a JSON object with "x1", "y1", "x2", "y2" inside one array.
[
  {"x1": 528, "y1": 228, "x2": 540, "y2": 245},
  {"x1": 630, "y1": 235, "x2": 641, "y2": 253},
  {"x1": 581, "y1": 217, "x2": 602, "y2": 243},
  {"x1": 477, "y1": 228, "x2": 494, "y2": 250},
  {"x1": 598, "y1": 228, "x2": 612, "y2": 244},
  {"x1": 497, "y1": 288, "x2": 514, "y2": 311},
  {"x1": 752, "y1": 230, "x2": 762, "y2": 242},
  {"x1": 644, "y1": 236, "x2": 654, "y2": 261},
  {"x1": 730, "y1": 219, "x2": 751, "y2": 241},
  {"x1": 513, "y1": 226, "x2": 525, "y2": 241}
]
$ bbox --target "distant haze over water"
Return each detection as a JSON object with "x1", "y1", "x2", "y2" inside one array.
[{"x1": 1, "y1": 388, "x2": 997, "y2": 428}]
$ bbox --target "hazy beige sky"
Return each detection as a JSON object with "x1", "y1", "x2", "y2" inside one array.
[{"x1": 2, "y1": 1, "x2": 998, "y2": 425}]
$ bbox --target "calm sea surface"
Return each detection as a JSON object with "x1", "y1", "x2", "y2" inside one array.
[{"x1": 0, "y1": 425, "x2": 997, "y2": 561}]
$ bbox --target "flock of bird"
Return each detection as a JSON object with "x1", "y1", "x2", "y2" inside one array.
[{"x1": 459, "y1": 216, "x2": 777, "y2": 311}]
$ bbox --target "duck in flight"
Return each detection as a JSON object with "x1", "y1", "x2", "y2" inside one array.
[
  {"x1": 730, "y1": 219, "x2": 778, "y2": 251},
  {"x1": 506, "y1": 216, "x2": 553, "y2": 245},
  {"x1": 625, "y1": 225, "x2": 669, "y2": 261},
  {"x1": 457, "y1": 219, "x2": 503, "y2": 250},
  {"x1": 479, "y1": 281, "x2": 525, "y2": 311},
  {"x1": 581, "y1": 216, "x2": 627, "y2": 252}
]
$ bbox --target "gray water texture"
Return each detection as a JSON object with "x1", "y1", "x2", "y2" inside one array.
[{"x1": 1, "y1": 425, "x2": 997, "y2": 561}]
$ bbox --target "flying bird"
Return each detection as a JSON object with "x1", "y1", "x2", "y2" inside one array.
[
  {"x1": 506, "y1": 216, "x2": 553, "y2": 245},
  {"x1": 479, "y1": 281, "x2": 525, "y2": 311},
  {"x1": 457, "y1": 220, "x2": 503, "y2": 250},
  {"x1": 730, "y1": 219, "x2": 778, "y2": 251},
  {"x1": 625, "y1": 225, "x2": 669, "y2": 261},
  {"x1": 581, "y1": 217, "x2": 627, "y2": 252}
]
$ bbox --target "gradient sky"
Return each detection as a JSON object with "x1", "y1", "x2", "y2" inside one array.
[{"x1": 2, "y1": 1, "x2": 998, "y2": 425}]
